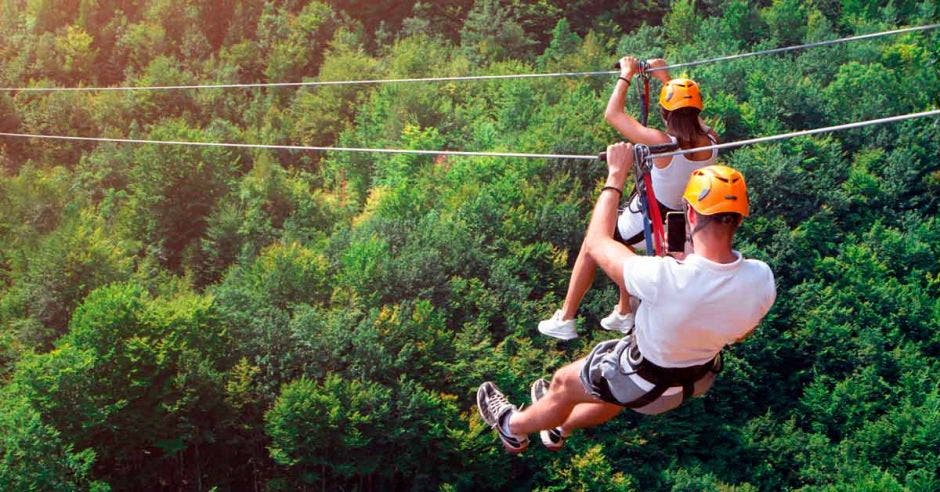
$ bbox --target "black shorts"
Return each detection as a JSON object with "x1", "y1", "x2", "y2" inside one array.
[{"x1": 613, "y1": 192, "x2": 679, "y2": 247}]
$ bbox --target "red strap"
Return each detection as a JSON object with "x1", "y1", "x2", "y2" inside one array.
[
  {"x1": 642, "y1": 172, "x2": 665, "y2": 256},
  {"x1": 638, "y1": 74, "x2": 664, "y2": 256}
]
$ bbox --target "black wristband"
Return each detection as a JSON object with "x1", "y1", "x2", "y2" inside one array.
[
  {"x1": 601, "y1": 186, "x2": 623, "y2": 196},
  {"x1": 618, "y1": 76, "x2": 630, "y2": 84}
]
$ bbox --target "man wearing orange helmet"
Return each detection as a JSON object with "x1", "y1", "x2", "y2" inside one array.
[
  {"x1": 538, "y1": 56, "x2": 720, "y2": 340},
  {"x1": 478, "y1": 143, "x2": 776, "y2": 454}
]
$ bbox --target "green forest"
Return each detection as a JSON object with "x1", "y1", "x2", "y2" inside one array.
[{"x1": 0, "y1": 0, "x2": 937, "y2": 490}]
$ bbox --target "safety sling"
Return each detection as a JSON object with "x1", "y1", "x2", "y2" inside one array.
[{"x1": 630, "y1": 62, "x2": 678, "y2": 257}]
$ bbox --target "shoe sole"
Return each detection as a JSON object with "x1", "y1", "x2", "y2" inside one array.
[
  {"x1": 477, "y1": 382, "x2": 528, "y2": 454},
  {"x1": 541, "y1": 431, "x2": 565, "y2": 451},
  {"x1": 502, "y1": 439, "x2": 528, "y2": 454},
  {"x1": 530, "y1": 379, "x2": 564, "y2": 451},
  {"x1": 600, "y1": 323, "x2": 632, "y2": 333},
  {"x1": 600, "y1": 318, "x2": 634, "y2": 334},
  {"x1": 537, "y1": 325, "x2": 578, "y2": 340}
]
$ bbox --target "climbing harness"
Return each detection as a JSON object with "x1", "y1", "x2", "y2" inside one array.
[
  {"x1": 599, "y1": 141, "x2": 678, "y2": 256},
  {"x1": 623, "y1": 336, "x2": 722, "y2": 409},
  {"x1": 588, "y1": 333, "x2": 722, "y2": 409},
  {"x1": 609, "y1": 60, "x2": 675, "y2": 256},
  {"x1": 607, "y1": 59, "x2": 676, "y2": 257}
]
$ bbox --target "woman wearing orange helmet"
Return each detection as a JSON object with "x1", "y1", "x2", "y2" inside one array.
[{"x1": 538, "y1": 56, "x2": 719, "y2": 341}]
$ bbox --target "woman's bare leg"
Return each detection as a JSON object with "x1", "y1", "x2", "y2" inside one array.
[
  {"x1": 617, "y1": 285, "x2": 632, "y2": 315},
  {"x1": 560, "y1": 244, "x2": 597, "y2": 320}
]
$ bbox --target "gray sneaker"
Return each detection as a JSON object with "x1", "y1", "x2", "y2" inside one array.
[
  {"x1": 477, "y1": 381, "x2": 529, "y2": 454},
  {"x1": 530, "y1": 378, "x2": 566, "y2": 451}
]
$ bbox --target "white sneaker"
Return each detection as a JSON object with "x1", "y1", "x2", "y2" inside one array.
[
  {"x1": 537, "y1": 310, "x2": 578, "y2": 340},
  {"x1": 600, "y1": 308, "x2": 634, "y2": 333}
]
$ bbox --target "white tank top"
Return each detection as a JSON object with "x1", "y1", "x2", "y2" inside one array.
[{"x1": 651, "y1": 135, "x2": 717, "y2": 210}]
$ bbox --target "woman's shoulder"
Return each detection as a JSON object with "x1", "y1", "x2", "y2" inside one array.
[{"x1": 637, "y1": 128, "x2": 675, "y2": 146}]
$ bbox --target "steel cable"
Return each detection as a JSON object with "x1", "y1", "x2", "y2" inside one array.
[{"x1": 0, "y1": 24, "x2": 935, "y2": 93}]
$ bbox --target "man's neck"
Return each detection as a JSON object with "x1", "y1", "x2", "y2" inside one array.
[{"x1": 691, "y1": 236, "x2": 737, "y2": 264}]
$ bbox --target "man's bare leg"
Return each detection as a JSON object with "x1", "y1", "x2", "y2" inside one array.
[
  {"x1": 508, "y1": 358, "x2": 615, "y2": 436},
  {"x1": 558, "y1": 402, "x2": 623, "y2": 435}
]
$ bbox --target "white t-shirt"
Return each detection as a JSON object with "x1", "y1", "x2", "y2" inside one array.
[{"x1": 622, "y1": 251, "x2": 776, "y2": 368}]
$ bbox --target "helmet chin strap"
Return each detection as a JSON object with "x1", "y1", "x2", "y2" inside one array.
[
  {"x1": 684, "y1": 203, "x2": 707, "y2": 242},
  {"x1": 683, "y1": 204, "x2": 696, "y2": 247}
]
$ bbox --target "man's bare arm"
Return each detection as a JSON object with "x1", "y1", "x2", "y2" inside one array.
[{"x1": 584, "y1": 143, "x2": 638, "y2": 291}]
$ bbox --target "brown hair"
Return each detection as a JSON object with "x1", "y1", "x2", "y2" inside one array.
[
  {"x1": 688, "y1": 207, "x2": 742, "y2": 237},
  {"x1": 661, "y1": 107, "x2": 708, "y2": 148}
]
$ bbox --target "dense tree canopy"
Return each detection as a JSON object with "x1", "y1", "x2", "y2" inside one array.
[{"x1": 0, "y1": 0, "x2": 937, "y2": 489}]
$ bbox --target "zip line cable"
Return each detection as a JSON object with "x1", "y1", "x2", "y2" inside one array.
[
  {"x1": 0, "y1": 131, "x2": 597, "y2": 160},
  {"x1": 0, "y1": 24, "x2": 935, "y2": 93},
  {"x1": 649, "y1": 109, "x2": 940, "y2": 159},
  {"x1": 0, "y1": 70, "x2": 619, "y2": 92},
  {"x1": 646, "y1": 23, "x2": 939, "y2": 73},
  {"x1": 1, "y1": 109, "x2": 937, "y2": 160}
]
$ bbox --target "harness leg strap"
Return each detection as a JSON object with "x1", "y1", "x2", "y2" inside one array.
[{"x1": 623, "y1": 383, "x2": 671, "y2": 409}]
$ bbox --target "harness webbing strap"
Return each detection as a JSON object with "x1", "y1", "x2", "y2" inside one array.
[
  {"x1": 623, "y1": 381, "x2": 672, "y2": 409},
  {"x1": 639, "y1": 70, "x2": 651, "y2": 127},
  {"x1": 632, "y1": 145, "x2": 656, "y2": 255},
  {"x1": 631, "y1": 142, "x2": 669, "y2": 256},
  {"x1": 643, "y1": 171, "x2": 666, "y2": 256},
  {"x1": 632, "y1": 66, "x2": 667, "y2": 256}
]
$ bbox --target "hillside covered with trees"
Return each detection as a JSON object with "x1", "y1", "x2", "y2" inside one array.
[{"x1": 0, "y1": 0, "x2": 937, "y2": 490}]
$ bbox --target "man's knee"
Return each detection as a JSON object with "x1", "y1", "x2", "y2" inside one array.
[{"x1": 550, "y1": 359, "x2": 586, "y2": 395}]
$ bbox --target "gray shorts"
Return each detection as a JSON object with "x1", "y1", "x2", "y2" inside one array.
[{"x1": 580, "y1": 337, "x2": 717, "y2": 415}]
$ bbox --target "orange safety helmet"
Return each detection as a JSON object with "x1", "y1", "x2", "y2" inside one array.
[
  {"x1": 659, "y1": 78, "x2": 703, "y2": 111},
  {"x1": 683, "y1": 165, "x2": 750, "y2": 216}
]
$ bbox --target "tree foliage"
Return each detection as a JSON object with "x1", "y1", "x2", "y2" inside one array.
[{"x1": 0, "y1": 0, "x2": 937, "y2": 489}]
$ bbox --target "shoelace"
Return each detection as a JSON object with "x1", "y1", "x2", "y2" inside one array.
[{"x1": 487, "y1": 389, "x2": 513, "y2": 416}]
